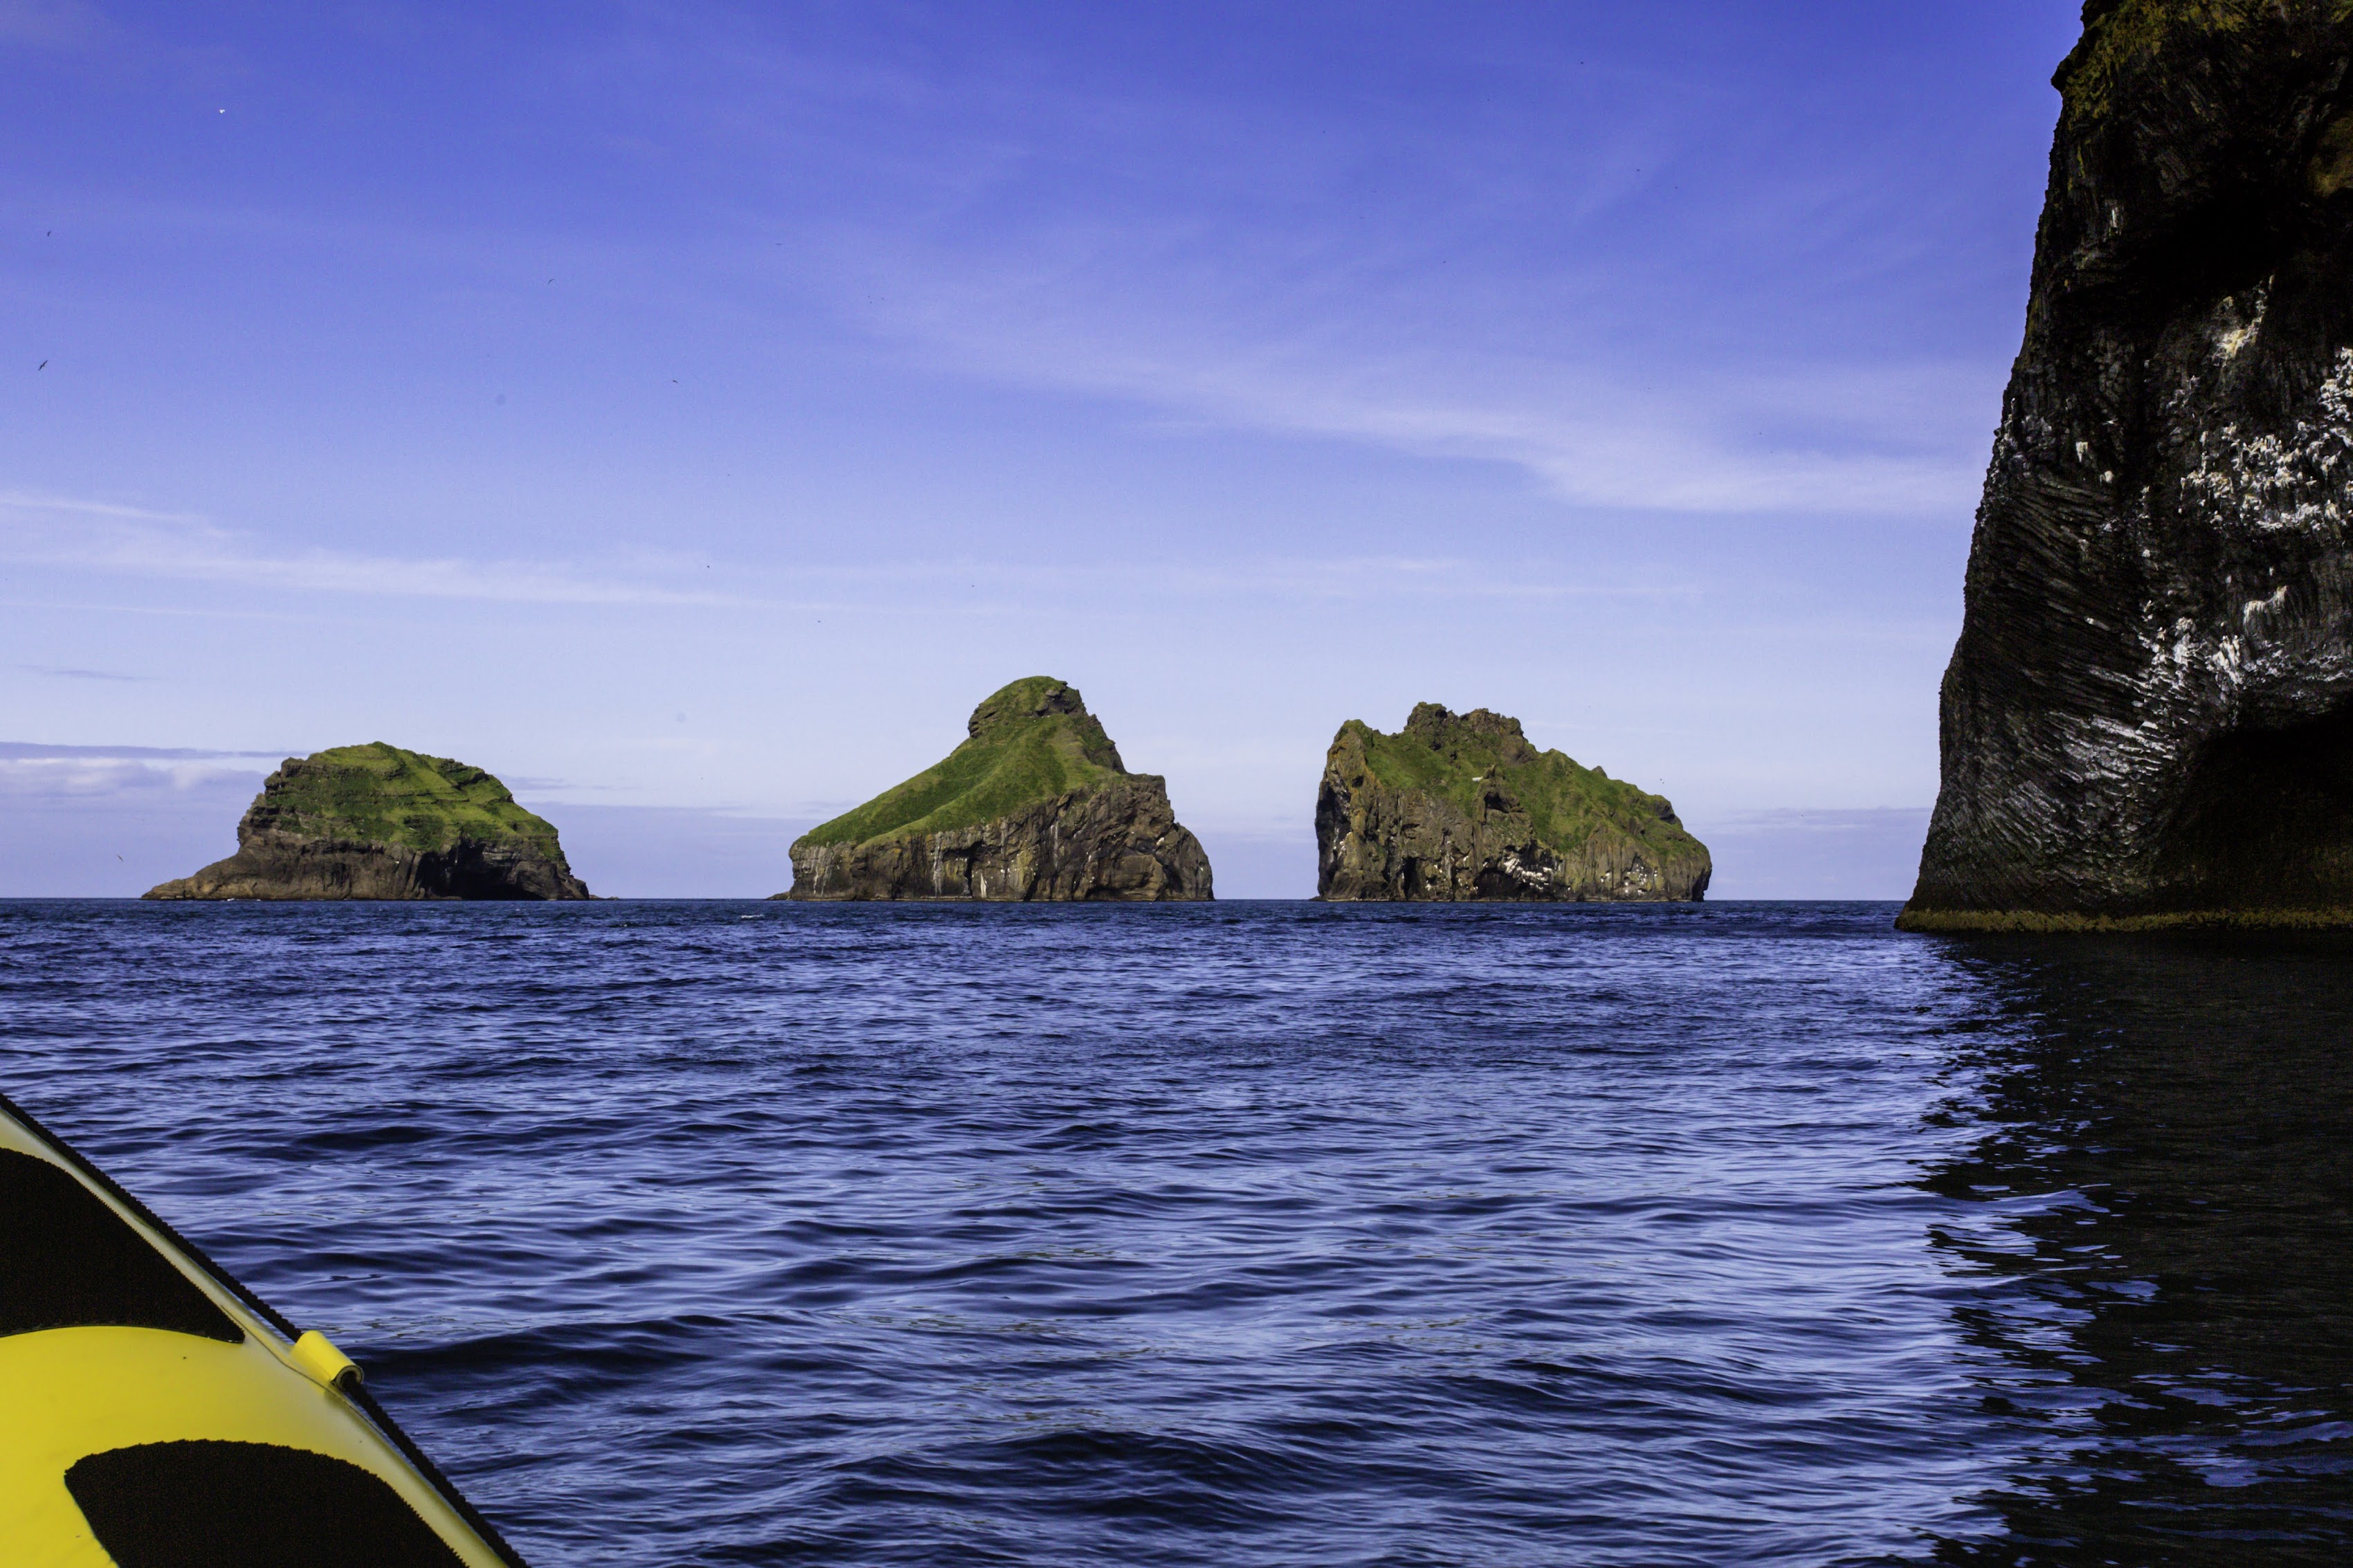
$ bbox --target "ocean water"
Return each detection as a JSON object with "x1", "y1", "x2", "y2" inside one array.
[{"x1": 2, "y1": 900, "x2": 2349, "y2": 1567}]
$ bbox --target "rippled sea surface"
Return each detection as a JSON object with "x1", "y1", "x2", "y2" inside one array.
[{"x1": 4, "y1": 900, "x2": 2351, "y2": 1566}]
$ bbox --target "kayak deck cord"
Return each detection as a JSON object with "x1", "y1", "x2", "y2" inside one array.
[{"x1": 0, "y1": 1089, "x2": 534, "y2": 1568}]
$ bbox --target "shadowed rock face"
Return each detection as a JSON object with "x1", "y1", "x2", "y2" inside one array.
[
  {"x1": 144, "y1": 743, "x2": 591, "y2": 901},
  {"x1": 1904, "y1": 1, "x2": 2353, "y2": 931},
  {"x1": 781, "y1": 677, "x2": 1212, "y2": 901},
  {"x1": 1317, "y1": 704, "x2": 1710, "y2": 902}
]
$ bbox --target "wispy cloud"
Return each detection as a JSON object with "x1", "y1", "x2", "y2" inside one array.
[
  {"x1": 835, "y1": 251, "x2": 1983, "y2": 516},
  {"x1": 716, "y1": 180, "x2": 1990, "y2": 514},
  {"x1": 0, "y1": 490, "x2": 1693, "y2": 610},
  {"x1": 0, "y1": 492, "x2": 752, "y2": 605},
  {"x1": 0, "y1": 742, "x2": 282, "y2": 803},
  {"x1": 0, "y1": 753, "x2": 268, "y2": 803},
  {"x1": 0, "y1": 493, "x2": 200, "y2": 522},
  {"x1": 18, "y1": 664, "x2": 153, "y2": 682},
  {"x1": 618, "y1": 12, "x2": 1995, "y2": 519},
  {"x1": 0, "y1": 742, "x2": 288, "y2": 759},
  {"x1": 776, "y1": 552, "x2": 1700, "y2": 605}
]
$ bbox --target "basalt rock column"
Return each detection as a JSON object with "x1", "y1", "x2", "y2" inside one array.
[{"x1": 1903, "y1": 1, "x2": 2353, "y2": 930}]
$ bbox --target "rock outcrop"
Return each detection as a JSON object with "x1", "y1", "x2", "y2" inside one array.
[
  {"x1": 144, "y1": 743, "x2": 591, "y2": 901},
  {"x1": 781, "y1": 677, "x2": 1213, "y2": 901},
  {"x1": 1903, "y1": 2, "x2": 2353, "y2": 931},
  {"x1": 1317, "y1": 704, "x2": 1710, "y2": 901}
]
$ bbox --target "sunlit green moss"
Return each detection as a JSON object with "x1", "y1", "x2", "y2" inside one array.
[
  {"x1": 257, "y1": 742, "x2": 565, "y2": 854},
  {"x1": 1338, "y1": 706, "x2": 1707, "y2": 868},
  {"x1": 797, "y1": 677, "x2": 1127, "y2": 848}
]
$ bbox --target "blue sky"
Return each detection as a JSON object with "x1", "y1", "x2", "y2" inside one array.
[{"x1": 1, "y1": 1, "x2": 2080, "y2": 897}]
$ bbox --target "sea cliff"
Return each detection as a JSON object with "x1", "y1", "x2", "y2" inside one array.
[
  {"x1": 1317, "y1": 704, "x2": 1710, "y2": 902},
  {"x1": 1902, "y1": 1, "x2": 2353, "y2": 931},
  {"x1": 781, "y1": 677, "x2": 1213, "y2": 901},
  {"x1": 144, "y1": 743, "x2": 591, "y2": 901}
]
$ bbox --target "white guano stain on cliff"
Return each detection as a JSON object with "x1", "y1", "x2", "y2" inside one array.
[
  {"x1": 2210, "y1": 633, "x2": 2245, "y2": 682},
  {"x1": 2181, "y1": 349, "x2": 2353, "y2": 534},
  {"x1": 2129, "y1": 344, "x2": 2353, "y2": 719}
]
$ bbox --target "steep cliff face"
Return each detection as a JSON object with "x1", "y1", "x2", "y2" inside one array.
[
  {"x1": 144, "y1": 743, "x2": 591, "y2": 900},
  {"x1": 1905, "y1": 1, "x2": 2353, "y2": 931},
  {"x1": 782, "y1": 677, "x2": 1212, "y2": 901},
  {"x1": 1317, "y1": 704, "x2": 1710, "y2": 902}
]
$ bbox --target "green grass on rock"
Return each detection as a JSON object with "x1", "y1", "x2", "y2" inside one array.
[
  {"x1": 260, "y1": 742, "x2": 566, "y2": 854},
  {"x1": 798, "y1": 677, "x2": 1129, "y2": 849},
  {"x1": 1341, "y1": 704, "x2": 1705, "y2": 861}
]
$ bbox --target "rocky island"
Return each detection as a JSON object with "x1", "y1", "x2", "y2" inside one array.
[
  {"x1": 1317, "y1": 704, "x2": 1710, "y2": 901},
  {"x1": 1902, "y1": 1, "x2": 2353, "y2": 931},
  {"x1": 144, "y1": 742, "x2": 592, "y2": 901},
  {"x1": 781, "y1": 677, "x2": 1213, "y2": 900}
]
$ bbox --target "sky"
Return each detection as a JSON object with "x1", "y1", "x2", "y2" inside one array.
[{"x1": 0, "y1": 1, "x2": 2084, "y2": 898}]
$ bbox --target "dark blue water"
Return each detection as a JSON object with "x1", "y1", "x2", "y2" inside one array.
[{"x1": 3, "y1": 901, "x2": 2349, "y2": 1566}]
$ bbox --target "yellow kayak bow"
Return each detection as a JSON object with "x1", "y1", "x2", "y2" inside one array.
[{"x1": 0, "y1": 1091, "x2": 527, "y2": 1568}]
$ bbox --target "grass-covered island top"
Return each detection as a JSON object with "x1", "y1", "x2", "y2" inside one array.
[
  {"x1": 797, "y1": 677, "x2": 1131, "y2": 849},
  {"x1": 1345, "y1": 704, "x2": 1699, "y2": 854},
  {"x1": 1319, "y1": 703, "x2": 1711, "y2": 900},
  {"x1": 143, "y1": 741, "x2": 592, "y2": 900},
  {"x1": 251, "y1": 742, "x2": 570, "y2": 855},
  {"x1": 785, "y1": 677, "x2": 1212, "y2": 901}
]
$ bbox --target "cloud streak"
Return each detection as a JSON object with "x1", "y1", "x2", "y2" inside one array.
[
  {"x1": 616, "y1": 10, "x2": 2001, "y2": 520},
  {"x1": 0, "y1": 742, "x2": 289, "y2": 759},
  {"x1": 0, "y1": 492, "x2": 753, "y2": 606},
  {"x1": 0, "y1": 754, "x2": 266, "y2": 802},
  {"x1": 839, "y1": 254, "x2": 1985, "y2": 516},
  {"x1": 19, "y1": 664, "x2": 153, "y2": 681},
  {"x1": 0, "y1": 490, "x2": 1703, "y2": 610}
]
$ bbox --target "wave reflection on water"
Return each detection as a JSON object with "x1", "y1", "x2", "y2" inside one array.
[
  {"x1": 1, "y1": 900, "x2": 2347, "y2": 1565},
  {"x1": 1923, "y1": 932, "x2": 2353, "y2": 1567}
]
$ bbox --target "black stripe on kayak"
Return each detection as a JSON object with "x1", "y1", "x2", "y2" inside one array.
[
  {"x1": 67, "y1": 1440, "x2": 469, "y2": 1568},
  {"x1": 0, "y1": 1091, "x2": 533, "y2": 1568},
  {"x1": 0, "y1": 1091, "x2": 297, "y2": 1339},
  {"x1": 0, "y1": 1149, "x2": 241, "y2": 1342}
]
